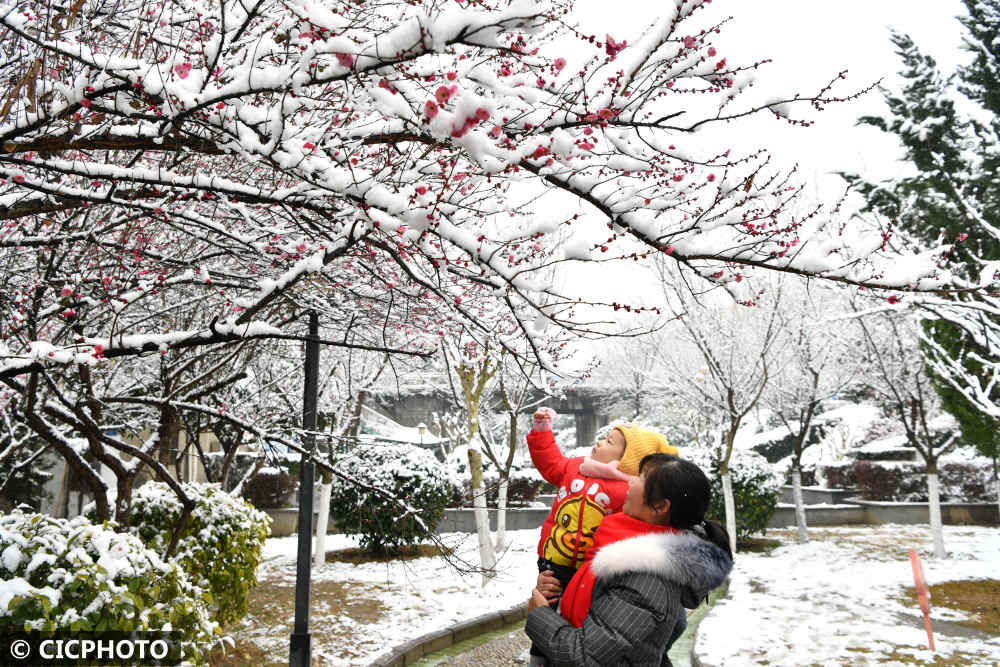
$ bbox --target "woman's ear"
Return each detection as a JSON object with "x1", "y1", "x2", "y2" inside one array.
[{"x1": 654, "y1": 498, "x2": 671, "y2": 524}]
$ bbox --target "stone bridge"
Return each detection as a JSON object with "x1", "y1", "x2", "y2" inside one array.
[{"x1": 370, "y1": 386, "x2": 613, "y2": 450}]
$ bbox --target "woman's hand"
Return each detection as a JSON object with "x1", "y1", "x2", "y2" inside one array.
[
  {"x1": 536, "y1": 570, "x2": 563, "y2": 600},
  {"x1": 529, "y1": 588, "x2": 550, "y2": 610}
]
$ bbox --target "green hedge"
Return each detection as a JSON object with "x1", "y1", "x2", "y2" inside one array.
[
  {"x1": 330, "y1": 443, "x2": 451, "y2": 553},
  {"x1": 0, "y1": 510, "x2": 216, "y2": 662},
  {"x1": 128, "y1": 482, "x2": 270, "y2": 627},
  {"x1": 686, "y1": 447, "x2": 782, "y2": 544}
]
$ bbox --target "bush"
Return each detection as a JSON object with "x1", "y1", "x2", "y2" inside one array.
[
  {"x1": 852, "y1": 460, "x2": 994, "y2": 502},
  {"x1": 0, "y1": 510, "x2": 216, "y2": 662},
  {"x1": 444, "y1": 447, "x2": 546, "y2": 507},
  {"x1": 240, "y1": 467, "x2": 297, "y2": 509},
  {"x1": 329, "y1": 443, "x2": 451, "y2": 553},
  {"x1": 817, "y1": 463, "x2": 857, "y2": 489},
  {"x1": 128, "y1": 482, "x2": 270, "y2": 627},
  {"x1": 686, "y1": 447, "x2": 782, "y2": 545}
]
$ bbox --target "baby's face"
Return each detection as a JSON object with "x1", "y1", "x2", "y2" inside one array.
[{"x1": 590, "y1": 428, "x2": 626, "y2": 464}]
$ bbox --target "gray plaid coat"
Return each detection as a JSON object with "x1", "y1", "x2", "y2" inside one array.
[{"x1": 525, "y1": 529, "x2": 732, "y2": 667}]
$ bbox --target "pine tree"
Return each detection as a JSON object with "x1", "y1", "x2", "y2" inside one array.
[{"x1": 846, "y1": 10, "x2": 1000, "y2": 463}]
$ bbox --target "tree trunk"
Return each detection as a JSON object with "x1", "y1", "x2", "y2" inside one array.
[
  {"x1": 467, "y1": 442, "x2": 496, "y2": 584},
  {"x1": 53, "y1": 462, "x2": 70, "y2": 519},
  {"x1": 791, "y1": 466, "x2": 808, "y2": 543},
  {"x1": 720, "y1": 426, "x2": 738, "y2": 555},
  {"x1": 494, "y1": 474, "x2": 509, "y2": 553},
  {"x1": 994, "y1": 454, "x2": 999, "y2": 520},
  {"x1": 926, "y1": 467, "x2": 946, "y2": 558},
  {"x1": 313, "y1": 471, "x2": 333, "y2": 567},
  {"x1": 721, "y1": 469, "x2": 737, "y2": 556}
]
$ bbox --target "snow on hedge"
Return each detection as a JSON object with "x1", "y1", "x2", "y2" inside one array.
[{"x1": 0, "y1": 510, "x2": 216, "y2": 661}]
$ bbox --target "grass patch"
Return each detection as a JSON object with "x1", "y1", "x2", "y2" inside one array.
[
  {"x1": 898, "y1": 578, "x2": 1000, "y2": 635},
  {"x1": 324, "y1": 543, "x2": 452, "y2": 564},
  {"x1": 849, "y1": 646, "x2": 998, "y2": 665},
  {"x1": 208, "y1": 575, "x2": 390, "y2": 666},
  {"x1": 739, "y1": 536, "x2": 784, "y2": 554}
]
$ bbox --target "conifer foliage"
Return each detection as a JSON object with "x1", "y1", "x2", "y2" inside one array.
[{"x1": 847, "y1": 1, "x2": 1000, "y2": 460}]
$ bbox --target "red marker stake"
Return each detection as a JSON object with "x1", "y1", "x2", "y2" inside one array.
[{"x1": 909, "y1": 549, "x2": 935, "y2": 652}]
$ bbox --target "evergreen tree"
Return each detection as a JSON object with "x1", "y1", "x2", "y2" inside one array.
[{"x1": 846, "y1": 7, "x2": 1000, "y2": 463}]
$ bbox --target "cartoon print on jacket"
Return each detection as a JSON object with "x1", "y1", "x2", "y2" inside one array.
[{"x1": 543, "y1": 492, "x2": 608, "y2": 567}]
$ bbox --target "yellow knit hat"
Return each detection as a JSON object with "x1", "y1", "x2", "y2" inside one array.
[{"x1": 614, "y1": 424, "x2": 678, "y2": 476}]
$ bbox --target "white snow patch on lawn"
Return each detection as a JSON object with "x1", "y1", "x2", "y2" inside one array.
[{"x1": 697, "y1": 524, "x2": 1000, "y2": 666}]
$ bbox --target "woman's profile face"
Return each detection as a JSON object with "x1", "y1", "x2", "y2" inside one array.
[
  {"x1": 623, "y1": 472, "x2": 649, "y2": 520},
  {"x1": 623, "y1": 467, "x2": 669, "y2": 524}
]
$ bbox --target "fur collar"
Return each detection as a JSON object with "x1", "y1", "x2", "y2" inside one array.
[{"x1": 591, "y1": 530, "x2": 732, "y2": 603}]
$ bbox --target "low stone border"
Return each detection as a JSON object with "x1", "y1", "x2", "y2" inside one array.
[
  {"x1": 372, "y1": 601, "x2": 530, "y2": 667},
  {"x1": 688, "y1": 578, "x2": 731, "y2": 667}
]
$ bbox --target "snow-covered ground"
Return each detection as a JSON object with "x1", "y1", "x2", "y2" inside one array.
[
  {"x1": 697, "y1": 524, "x2": 1000, "y2": 666},
  {"x1": 232, "y1": 523, "x2": 999, "y2": 666},
  {"x1": 240, "y1": 529, "x2": 541, "y2": 665}
]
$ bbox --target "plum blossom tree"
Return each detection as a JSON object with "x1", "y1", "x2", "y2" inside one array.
[{"x1": 0, "y1": 0, "x2": 981, "y2": 530}]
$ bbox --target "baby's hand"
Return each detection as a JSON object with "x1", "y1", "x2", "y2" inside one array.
[{"x1": 532, "y1": 407, "x2": 557, "y2": 432}]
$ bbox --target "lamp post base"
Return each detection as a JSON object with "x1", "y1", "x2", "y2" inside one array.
[{"x1": 290, "y1": 631, "x2": 311, "y2": 667}]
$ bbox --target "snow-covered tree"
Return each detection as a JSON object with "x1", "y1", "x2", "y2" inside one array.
[
  {"x1": 854, "y1": 303, "x2": 958, "y2": 558},
  {"x1": 764, "y1": 284, "x2": 861, "y2": 542},
  {"x1": 0, "y1": 0, "x2": 979, "y2": 528},
  {"x1": 441, "y1": 336, "x2": 498, "y2": 582},
  {"x1": 845, "y1": 8, "x2": 1000, "y2": 482},
  {"x1": 656, "y1": 263, "x2": 783, "y2": 555}
]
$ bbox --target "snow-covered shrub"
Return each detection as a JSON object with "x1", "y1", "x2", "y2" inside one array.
[
  {"x1": 444, "y1": 445, "x2": 546, "y2": 507},
  {"x1": 686, "y1": 447, "x2": 783, "y2": 543},
  {"x1": 241, "y1": 467, "x2": 297, "y2": 509},
  {"x1": 128, "y1": 482, "x2": 270, "y2": 627},
  {"x1": 0, "y1": 510, "x2": 215, "y2": 661},
  {"x1": 329, "y1": 443, "x2": 451, "y2": 553},
  {"x1": 853, "y1": 460, "x2": 994, "y2": 502}
]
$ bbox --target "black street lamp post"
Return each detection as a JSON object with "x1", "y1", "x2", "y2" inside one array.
[{"x1": 290, "y1": 311, "x2": 320, "y2": 667}]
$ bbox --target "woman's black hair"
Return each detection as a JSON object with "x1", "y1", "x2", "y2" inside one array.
[{"x1": 639, "y1": 453, "x2": 733, "y2": 559}]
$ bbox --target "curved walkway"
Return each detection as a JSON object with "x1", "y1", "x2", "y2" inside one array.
[{"x1": 379, "y1": 582, "x2": 730, "y2": 666}]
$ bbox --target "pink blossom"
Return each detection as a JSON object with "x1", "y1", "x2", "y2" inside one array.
[
  {"x1": 62, "y1": 308, "x2": 76, "y2": 318},
  {"x1": 532, "y1": 146, "x2": 551, "y2": 160},
  {"x1": 415, "y1": 185, "x2": 428, "y2": 195},
  {"x1": 79, "y1": 99, "x2": 92, "y2": 108},
  {"x1": 683, "y1": 36, "x2": 696, "y2": 49},
  {"x1": 336, "y1": 53, "x2": 354, "y2": 68},
  {"x1": 554, "y1": 57, "x2": 567, "y2": 71},
  {"x1": 605, "y1": 34, "x2": 627, "y2": 58},
  {"x1": 93, "y1": 344, "x2": 104, "y2": 357},
  {"x1": 424, "y1": 100, "x2": 439, "y2": 119},
  {"x1": 714, "y1": 58, "x2": 727, "y2": 71},
  {"x1": 12, "y1": 175, "x2": 24, "y2": 184},
  {"x1": 435, "y1": 85, "x2": 452, "y2": 104},
  {"x1": 708, "y1": 47, "x2": 717, "y2": 57},
  {"x1": 303, "y1": 141, "x2": 315, "y2": 150},
  {"x1": 446, "y1": 71, "x2": 458, "y2": 81},
  {"x1": 489, "y1": 125, "x2": 502, "y2": 138},
  {"x1": 61, "y1": 286, "x2": 73, "y2": 297},
  {"x1": 296, "y1": 243, "x2": 307, "y2": 253},
  {"x1": 500, "y1": 65, "x2": 512, "y2": 76},
  {"x1": 957, "y1": 232, "x2": 968, "y2": 242},
  {"x1": 597, "y1": 108, "x2": 615, "y2": 120},
  {"x1": 887, "y1": 295, "x2": 902, "y2": 305},
  {"x1": 174, "y1": 62, "x2": 192, "y2": 79},
  {"x1": 707, "y1": 173, "x2": 716, "y2": 182},
  {"x1": 474, "y1": 108, "x2": 490, "y2": 122}
]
